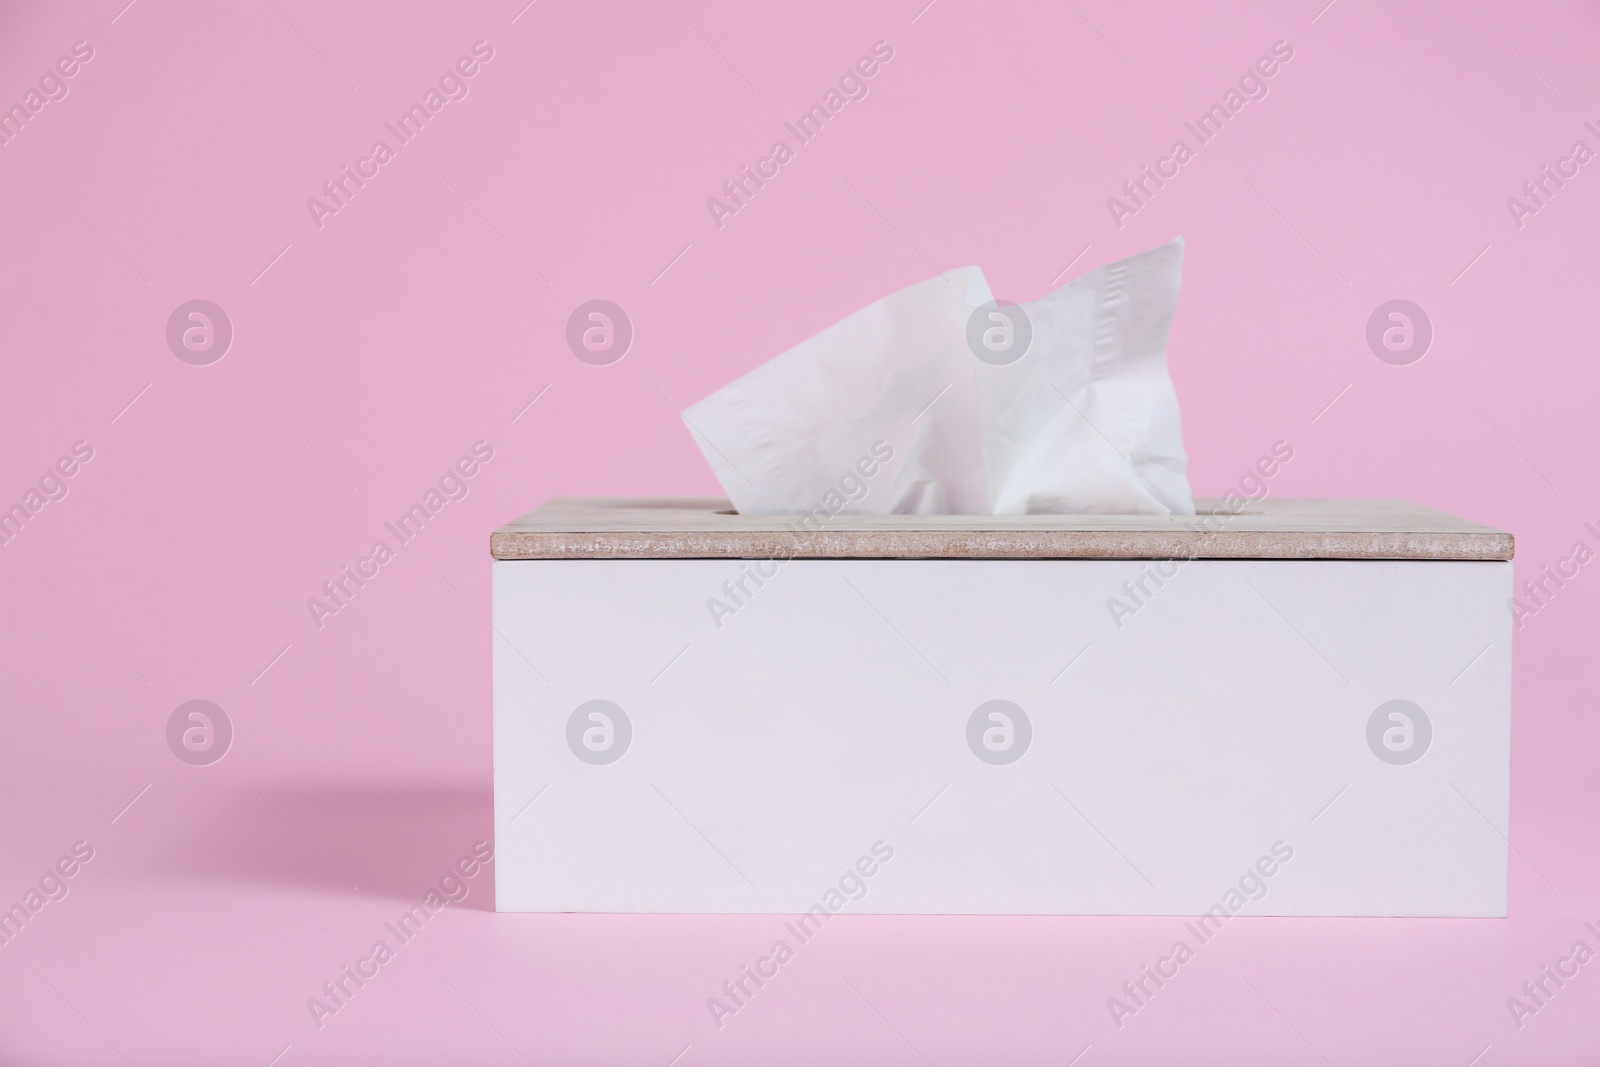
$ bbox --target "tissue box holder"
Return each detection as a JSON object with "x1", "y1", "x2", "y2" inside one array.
[{"x1": 491, "y1": 498, "x2": 1512, "y2": 917}]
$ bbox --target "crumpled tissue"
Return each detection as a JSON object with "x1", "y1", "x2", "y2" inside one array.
[{"x1": 681, "y1": 238, "x2": 1192, "y2": 516}]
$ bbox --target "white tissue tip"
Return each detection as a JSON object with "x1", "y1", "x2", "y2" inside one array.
[{"x1": 684, "y1": 241, "x2": 1192, "y2": 516}]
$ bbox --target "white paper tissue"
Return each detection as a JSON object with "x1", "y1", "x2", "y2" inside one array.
[{"x1": 682, "y1": 240, "x2": 1193, "y2": 516}]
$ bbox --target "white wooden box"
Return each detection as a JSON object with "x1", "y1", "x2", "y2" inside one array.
[{"x1": 491, "y1": 499, "x2": 1512, "y2": 916}]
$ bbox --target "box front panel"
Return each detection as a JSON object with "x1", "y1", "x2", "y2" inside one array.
[{"x1": 493, "y1": 558, "x2": 1510, "y2": 915}]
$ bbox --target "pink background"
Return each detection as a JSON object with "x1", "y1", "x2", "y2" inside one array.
[{"x1": 2, "y1": 0, "x2": 1596, "y2": 1063}]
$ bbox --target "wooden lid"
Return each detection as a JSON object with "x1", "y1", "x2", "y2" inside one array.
[{"x1": 490, "y1": 498, "x2": 1512, "y2": 561}]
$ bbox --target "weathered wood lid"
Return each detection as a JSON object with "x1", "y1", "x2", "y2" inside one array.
[{"x1": 491, "y1": 498, "x2": 1512, "y2": 561}]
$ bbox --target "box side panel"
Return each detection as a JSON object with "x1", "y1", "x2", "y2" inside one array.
[{"x1": 492, "y1": 558, "x2": 1510, "y2": 916}]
